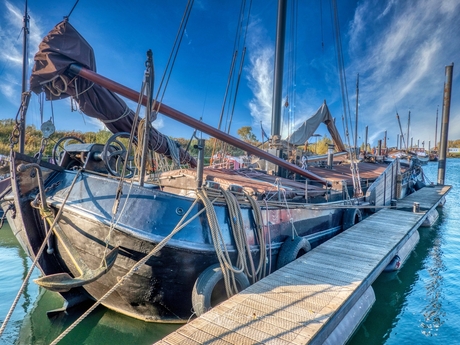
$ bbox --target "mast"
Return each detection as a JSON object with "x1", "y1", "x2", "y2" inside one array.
[
  {"x1": 406, "y1": 110, "x2": 410, "y2": 151},
  {"x1": 434, "y1": 106, "x2": 439, "y2": 149},
  {"x1": 396, "y1": 112, "x2": 406, "y2": 150},
  {"x1": 69, "y1": 64, "x2": 328, "y2": 184},
  {"x1": 437, "y1": 63, "x2": 454, "y2": 185},
  {"x1": 19, "y1": 0, "x2": 29, "y2": 154},
  {"x1": 354, "y1": 73, "x2": 359, "y2": 154},
  {"x1": 139, "y1": 50, "x2": 154, "y2": 186},
  {"x1": 364, "y1": 125, "x2": 368, "y2": 153},
  {"x1": 271, "y1": 0, "x2": 287, "y2": 137}
]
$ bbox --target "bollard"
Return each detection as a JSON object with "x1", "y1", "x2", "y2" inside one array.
[
  {"x1": 413, "y1": 202, "x2": 420, "y2": 213},
  {"x1": 390, "y1": 199, "x2": 397, "y2": 209}
]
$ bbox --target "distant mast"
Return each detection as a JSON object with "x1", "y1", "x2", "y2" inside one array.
[
  {"x1": 271, "y1": 0, "x2": 287, "y2": 138},
  {"x1": 434, "y1": 106, "x2": 439, "y2": 150},
  {"x1": 19, "y1": 0, "x2": 29, "y2": 154},
  {"x1": 354, "y1": 74, "x2": 359, "y2": 153},
  {"x1": 406, "y1": 110, "x2": 410, "y2": 151}
]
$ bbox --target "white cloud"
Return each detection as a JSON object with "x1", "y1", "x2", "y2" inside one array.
[
  {"x1": 0, "y1": 82, "x2": 14, "y2": 99},
  {"x1": 347, "y1": 0, "x2": 460, "y2": 145},
  {"x1": 0, "y1": 1, "x2": 46, "y2": 104},
  {"x1": 152, "y1": 115, "x2": 165, "y2": 130},
  {"x1": 247, "y1": 45, "x2": 273, "y2": 132},
  {"x1": 84, "y1": 116, "x2": 106, "y2": 131}
]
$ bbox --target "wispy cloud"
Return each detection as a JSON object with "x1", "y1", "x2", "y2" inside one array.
[
  {"x1": 246, "y1": 0, "x2": 459, "y2": 146},
  {"x1": 348, "y1": 0, "x2": 460, "y2": 145},
  {"x1": 246, "y1": 45, "x2": 273, "y2": 134},
  {"x1": 0, "y1": 1, "x2": 45, "y2": 105},
  {"x1": 245, "y1": 17, "x2": 321, "y2": 139},
  {"x1": 245, "y1": 17, "x2": 273, "y2": 135}
]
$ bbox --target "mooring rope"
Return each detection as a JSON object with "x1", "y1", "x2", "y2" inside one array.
[
  {"x1": 244, "y1": 190, "x2": 267, "y2": 281},
  {"x1": 0, "y1": 169, "x2": 81, "y2": 337},
  {"x1": 220, "y1": 188, "x2": 256, "y2": 283},
  {"x1": 195, "y1": 189, "x2": 241, "y2": 297},
  {"x1": 50, "y1": 196, "x2": 210, "y2": 345}
]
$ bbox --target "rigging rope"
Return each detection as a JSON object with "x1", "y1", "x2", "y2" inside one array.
[
  {"x1": 285, "y1": 0, "x2": 298, "y2": 142},
  {"x1": 150, "y1": 0, "x2": 194, "y2": 121},
  {"x1": 64, "y1": 0, "x2": 80, "y2": 20},
  {"x1": 0, "y1": 169, "x2": 81, "y2": 337},
  {"x1": 331, "y1": 0, "x2": 362, "y2": 197},
  {"x1": 212, "y1": 0, "x2": 253, "y2": 161},
  {"x1": 50, "y1": 195, "x2": 210, "y2": 345}
]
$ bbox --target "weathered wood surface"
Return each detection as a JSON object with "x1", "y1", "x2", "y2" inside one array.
[
  {"x1": 155, "y1": 185, "x2": 451, "y2": 345},
  {"x1": 395, "y1": 184, "x2": 450, "y2": 210}
]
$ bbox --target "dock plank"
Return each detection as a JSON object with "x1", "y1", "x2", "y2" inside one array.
[{"x1": 155, "y1": 185, "x2": 451, "y2": 345}]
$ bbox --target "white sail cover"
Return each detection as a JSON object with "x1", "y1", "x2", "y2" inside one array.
[{"x1": 286, "y1": 101, "x2": 346, "y2": 152}]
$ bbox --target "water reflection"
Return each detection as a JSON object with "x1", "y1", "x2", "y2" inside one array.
[
  {"x1": 0, "y1": 223, "x2": 40, "y2": 345},
  {"x1": 17, "y1": 290, "x2": 180, "y2": 345},
  {"x1": 420, "y1": 224, "x2": 446, "y2": 337},
  {"x1": 348, "y1": 210, "x2": 445, "y2": 344}
]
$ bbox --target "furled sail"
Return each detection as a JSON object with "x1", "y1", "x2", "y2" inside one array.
[
  {"x1": 286, "y1": 101, "x2": 346, "y2": 152},
  {"x1": 30, "y1": 20, "x2": 196, "y2": 167}
]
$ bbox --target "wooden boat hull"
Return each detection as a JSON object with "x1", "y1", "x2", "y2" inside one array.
[{"x1": 4, "y1": 152, "x2": 345, "y2": 322}]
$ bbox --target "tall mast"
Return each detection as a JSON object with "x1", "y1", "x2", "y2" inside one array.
[
  {"x1": 406, "y1": 110, "x2": 410, "y2": 151},
  {"x1": 271, "y1": 0, "x2": 287, "y2": 137},
  {"x1": 19, "y1": 0, "x2": 29, "y2": 154},
  {"x1": 434, "y1": 106, "x2": 439, "y2": 149},
  {"x1": 354, "y1": 73, "x2": 359, "y2": 153},
  {"x1": 437, "y1": 64, "x2": 454, "y2": 185}
]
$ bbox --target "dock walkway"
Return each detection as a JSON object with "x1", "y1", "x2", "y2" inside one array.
[{"x1": 156, "y1": 185, "x2": 451, "y2": 345}]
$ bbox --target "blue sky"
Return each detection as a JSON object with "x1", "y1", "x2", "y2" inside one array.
[{"x1": 0, "y1": 0, "x2": 459, "y2": 150}]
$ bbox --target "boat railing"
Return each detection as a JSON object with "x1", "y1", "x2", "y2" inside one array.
[{"x1": 365, "y1": 159, "x2": 401, "y2": 209}]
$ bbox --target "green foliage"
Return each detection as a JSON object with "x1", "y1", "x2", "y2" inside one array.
[
  {"x1": 3, "y1": 116, "x2": 459, "y2": 162},
  {"x1": 448, "y1": 139, "x2": 460, "y2": 148},
  {"x1": 0, "y1": 120, "x2": 114, "y2": 157},
  {"x1": 314, "y1": 135, "x2": 333, "y2": 155},
  {"x1": 0, "y1": 120, "x2": 251, "y2": 159},
  {"x1": 237, "y1": 126, "x2": 259, "y2": 145}
]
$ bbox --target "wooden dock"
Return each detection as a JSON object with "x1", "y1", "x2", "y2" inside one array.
[{"x1": 155, "y1": 185, "x2": 451, "y2": 345}]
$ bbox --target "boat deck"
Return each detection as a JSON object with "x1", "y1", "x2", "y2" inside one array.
[
  {"x1": 155, "y1": 184, "x2": 451, "y2": 345},
  {"x1": 157, "y1": 161, "x2": 393, "y2": 201}
]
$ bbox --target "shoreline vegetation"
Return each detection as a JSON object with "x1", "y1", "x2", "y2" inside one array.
[{"x1": 0, "y1": 118, "x2": 459, "y2": 158}]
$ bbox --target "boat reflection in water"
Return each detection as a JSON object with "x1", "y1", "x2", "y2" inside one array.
[
  {"x1": 0, "y1": 223, "x2": 39, "y2": 344},
  {"x1": 16, "y1": 289, "x2": 179, "y2": 345}
]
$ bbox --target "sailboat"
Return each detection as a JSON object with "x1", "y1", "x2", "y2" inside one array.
[{"x1": 1, "y1": 2, "x2": 424, "y2": 323}]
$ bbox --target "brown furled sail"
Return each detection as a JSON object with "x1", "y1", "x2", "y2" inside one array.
[{"x1": 29, "y1": 20, "x2": 196, "y2": 167}]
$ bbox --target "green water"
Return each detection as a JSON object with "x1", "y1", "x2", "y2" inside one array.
[
  {"x1": 0, "y1": 160, "x2": 458, "y2": 344},
  {"x1": 0, "y1": 222, "x2": 179, "y2": 344}
]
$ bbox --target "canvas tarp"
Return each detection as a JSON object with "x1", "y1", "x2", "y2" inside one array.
[
  {"x1": 286, "y1": 101, "x2": 346, "y2": 152},
  {"x1": 29, "y1": 20, "x2": 196, "y2": 167}
]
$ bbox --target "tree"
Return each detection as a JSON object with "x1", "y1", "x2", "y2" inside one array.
[
  {"x1": 237, "y1": 126, "x2": 258, "y2": 145},
  {"x1": 315, "y1": 135, "x2": 333, "y2": 155}
]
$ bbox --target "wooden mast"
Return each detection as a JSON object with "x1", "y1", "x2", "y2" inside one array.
[
  {"x1": 271, "y1": 0, "x2": 287, "y2": 138},
  {"x1": 68, "y1": 64, "x2": 327, "y2": 183},
  {"x1": 19, "y1": 0, "x2": 29, "y2": 154}
]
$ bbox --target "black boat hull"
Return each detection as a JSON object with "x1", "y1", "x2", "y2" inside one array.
[{"x1": 4, "y1": 153, "x2": 345, "y2": 322}]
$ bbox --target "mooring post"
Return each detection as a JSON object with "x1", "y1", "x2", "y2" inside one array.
[
  {"x1": 196, "y1": 138, "x2": 205, "y2": 189},
  {"x1": 327, "y1": 144, "x2": 334, "y2": 169},
  {"x1": 364, "y1": 125, "x2": 368, "y2": 153},
  {"x1": 437, "y1": 63, "x2": 454, "y2": 185}
]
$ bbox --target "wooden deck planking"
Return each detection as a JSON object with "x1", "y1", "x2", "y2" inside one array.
[
  {"x1": 396, "y1": 185, "x2": 450, "y2": 209},
  {"x1": 155, "y1": 185, "x2": 451, "y2": 345}
]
